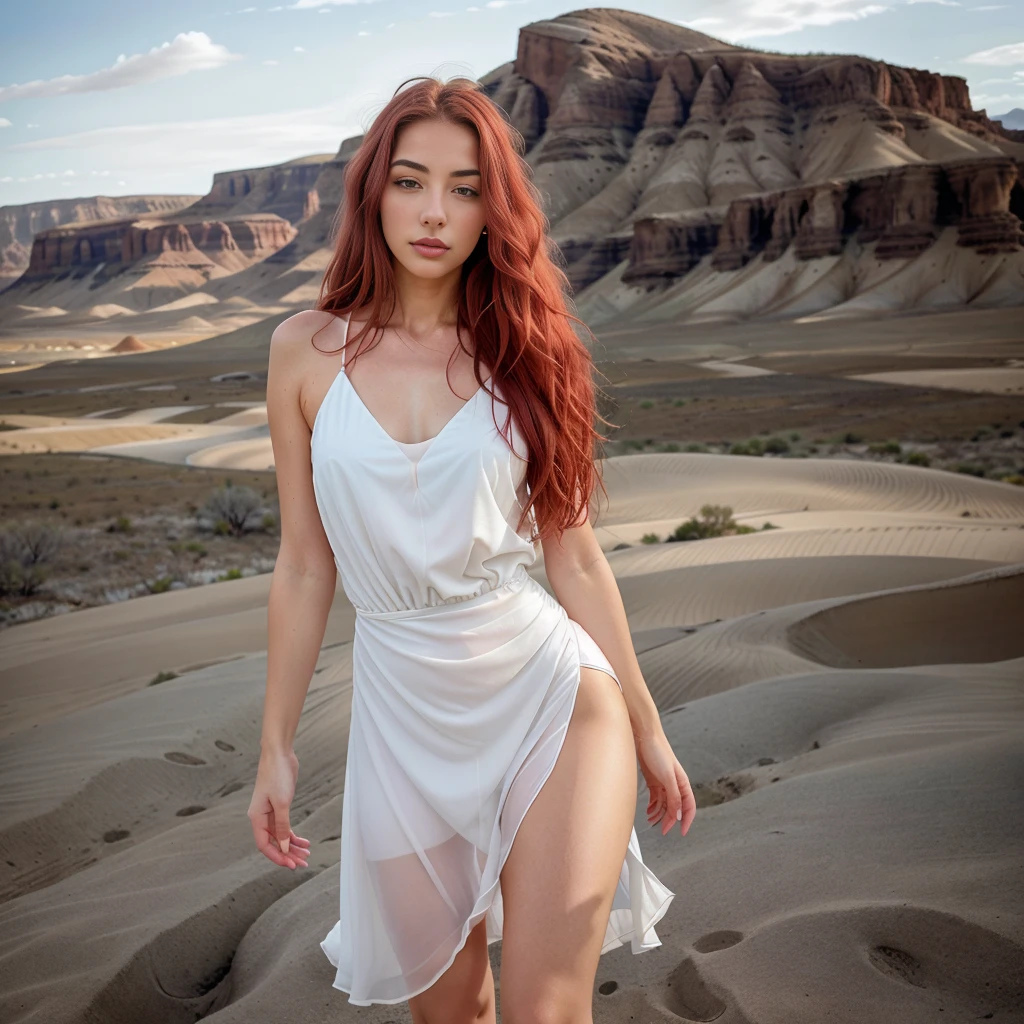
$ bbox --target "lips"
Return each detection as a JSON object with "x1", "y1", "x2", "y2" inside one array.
[{"x1": 412, "y1": 237, "x2": 449, "y2": 249}]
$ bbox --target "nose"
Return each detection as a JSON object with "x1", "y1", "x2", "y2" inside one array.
[{"x1": 420, "y1": 185, "x2": 448, "y2": 226}]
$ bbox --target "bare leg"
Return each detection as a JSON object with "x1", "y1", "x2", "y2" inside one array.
[
  {"x1": 498, "y1": 665, "x2": 637, "y2": 1024},
  {"x1": 407, "y1": 916, "x2": 496, "y2": 1024}
]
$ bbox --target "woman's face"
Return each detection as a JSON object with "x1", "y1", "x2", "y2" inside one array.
[{"x1": 380, "y1": 118, "x2": 487, "y2": 282}]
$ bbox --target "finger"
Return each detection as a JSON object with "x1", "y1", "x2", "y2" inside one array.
[
  {"x1": 256, "y1": 832, "x2": 299, "y2": 868},
  {"x1": 288, "y1": 832, "x2": 312, "y2": 850},
  {"x1": 648, "y1": 797, "x2": 666, "y2": 826},
  {"x1": 271, "y1": 834, "x2": 308, "y2": 869},
  {"x1": 274, "y1": 810, "x2": 293, "y2": 855}
]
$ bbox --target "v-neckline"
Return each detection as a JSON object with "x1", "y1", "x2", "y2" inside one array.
[
  {"x1": 338, "y1": 312, "x2": 492, "y2": 463},
  {"x1": 340, "y1": 368, "x2": 491, "y2": 459}
]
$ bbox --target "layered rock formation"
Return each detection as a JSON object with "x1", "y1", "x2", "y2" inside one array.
[
  {"x1": 478, "y1": 8, "x2": 1024, "y2": 301},
  {"x1": 184, "y1": 153, "x2": 334, "y2": 226},
  {"x1": 22, "y1": 212, "x2": 296, "y2": 283},
  {"x1": 0, "y1": 194, "x2": 200, "y2": 288},
  {"x1": 2, "y1": 7, "x2": 1021, "y2": 331}
]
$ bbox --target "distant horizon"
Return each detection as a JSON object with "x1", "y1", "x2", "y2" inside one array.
[{"x1": 2, "y1": 0, "x2": 1022, "y2": 208}]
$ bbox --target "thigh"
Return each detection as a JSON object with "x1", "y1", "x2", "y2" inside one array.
[
  {"x1": 498, "y1": 666, "x2": 637, "y2": 1017},
  {"x1": 407, "y1": 915, "x2": 495, "y2": 1024}
]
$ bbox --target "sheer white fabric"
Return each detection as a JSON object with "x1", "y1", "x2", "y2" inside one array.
[{"x1": 310, "y1": 311, "x2": 675, "y2": 1006}]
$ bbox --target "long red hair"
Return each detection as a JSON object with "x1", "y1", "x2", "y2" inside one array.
[{"x1": 314, "y1": 75, "x2": 614, "y2": 545}]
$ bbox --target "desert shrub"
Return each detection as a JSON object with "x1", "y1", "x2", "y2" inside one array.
[
  {"x1": 201, "y1": 482, "x2": 264, "y2": 536},
  {"x1": 669, "y1": 504, "x2": 737, "y2": 542},
  {"x1": 641, "y1": 532, "x2": 660, "y2": 544},
  {"x1": 953, "y1": 463, "x2": 987, "y2": 478},
  {"x1": 902, "y1": 451, "x2": 931, "y2": 467},
  {"x1": 764, "y1": 436, "x2": 790, "y2": 454},
  {"x1": 148, "y1": 670, "x2": 178, "y2": 686},
  {"x1": 730, "y1": 438, "x2": 765, "y2": 456},
  {"x1": 0, "y1": 521, "x2": 63, "y2": 596},
  {"x1": 868, "y1": 440, "x2": 902, "y2": 455},
  {"x1": 684, "y1": 443, "x2": 709, "y2": 453},
  {"x1": 107, "y1": 514, "x2": 133, "y2": 533}
]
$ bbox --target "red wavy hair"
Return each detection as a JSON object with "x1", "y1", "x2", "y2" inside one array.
[{"x1": 313, "y1": 75, "x2": 615, "y2": 545}]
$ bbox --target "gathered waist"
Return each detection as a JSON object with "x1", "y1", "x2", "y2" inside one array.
[{"x1": 352, "y1": 563, "x2": 536, "y2": 622}]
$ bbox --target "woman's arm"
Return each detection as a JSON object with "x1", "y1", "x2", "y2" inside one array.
[
  {"x1": 260, "y1": 313, "x2": 339, "y2": 756},
  {"x1": 540, "y1": 516, "x2": 663, "y2": 742}
]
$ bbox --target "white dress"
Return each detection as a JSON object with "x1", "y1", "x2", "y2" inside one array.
[{"x1": 310, "y1": 310, "x2": 675, "y2": 1006}]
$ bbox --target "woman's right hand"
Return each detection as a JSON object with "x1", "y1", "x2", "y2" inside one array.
[{"x1": 248, "y1": 747, "x2": 311, "y2": 869}]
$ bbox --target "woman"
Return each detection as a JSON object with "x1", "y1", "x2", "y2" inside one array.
[{"x1": 250, "y1": 75, "x2": 696, "y2": 1019}]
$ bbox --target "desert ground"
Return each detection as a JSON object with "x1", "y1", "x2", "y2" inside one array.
[{"x1": 1, "y1": 302, "x2": 1023, "y2": 1022}]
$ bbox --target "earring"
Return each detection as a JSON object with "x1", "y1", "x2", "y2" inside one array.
[{"x1": 482, "y1": 226, "x2": 488, "y2": 235}]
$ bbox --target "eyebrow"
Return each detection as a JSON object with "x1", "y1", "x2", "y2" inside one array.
[{"x1": 390, "y1": 158, "x2": 480, "y2": 177}]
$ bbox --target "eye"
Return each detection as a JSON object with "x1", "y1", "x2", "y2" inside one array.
[{"x1": 393, "y1": 177, "x2": 478, "y2": 198}]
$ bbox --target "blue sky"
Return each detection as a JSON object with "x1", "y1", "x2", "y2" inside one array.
[{"x1": 1, "y1": 0, "x2": 1022, "y2": 207}]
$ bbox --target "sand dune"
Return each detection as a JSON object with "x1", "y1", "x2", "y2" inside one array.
[
  {"x1": 0, "y1": 437, "x2": 1022, "y2": 1021},
  {"x1": 592, "y1": 452, "x2": 1024, "y2": 526},
  {"x1": 206, "y1": 406, "x2": 269, "y2": 428},
  {"x1": 1, "y1": 547, "x2": 1020, "y2": 1020},
  {"x1": 848, "y1": 367, "x2": 1024, "y2": 394},
  {"x1": 0, "y1": 419, "x2": 236, "y2": 455}
]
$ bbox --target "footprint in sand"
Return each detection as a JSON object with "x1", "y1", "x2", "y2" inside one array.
[
  {"x1": 663, "y1": 956, "x2": 729, "y2": 1021},
  {"x1": 693, "y1": 772, "x2": 758, "y2": 807},
  {"x1": 163, "y1": 752, "x2": 206, "y2": 765},
  {"x1": 693, "y1": 930, "x2": 744, "y2": 954}
]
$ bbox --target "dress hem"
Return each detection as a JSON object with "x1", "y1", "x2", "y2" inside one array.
[{"x1": 321, "y1": 628, "x2": 674, "y2": 1007}]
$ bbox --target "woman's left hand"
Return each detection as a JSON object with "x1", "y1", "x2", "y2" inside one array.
[{"x1": 636, "y1": 730, "x2": 696, "y2": 836}]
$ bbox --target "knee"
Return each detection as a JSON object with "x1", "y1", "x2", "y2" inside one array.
[
  {"x1": 412, "y1": 984, "x2": 494, "y2": 1024},
  {"x1": 501, "y1": 984, "x2": 586, "y2": 1024}
]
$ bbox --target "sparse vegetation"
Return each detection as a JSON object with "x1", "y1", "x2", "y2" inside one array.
[
  {"x1": 199, "y1": 481, "x2": 274, "y2": 537},
  {"x1": 0, "y1": 522, "x2": 63, "y2": 597}
]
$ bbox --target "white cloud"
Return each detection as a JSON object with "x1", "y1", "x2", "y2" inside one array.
[
  {"x1": 906, "y1": 0, "x2": 960, "y2": 5},
  {"x1": 0, "y1": 31, "x2": 241, "y2": 103},
  {"x1": 294, "y1": 45, "x2": 306, "y2": 51},
  {"x1": 961, "y1": 41, "x2": 1024, "y2": 65},
  {"x1": 288, "y1": 0, "x2": 383, "y2": 7},
  {"x1": 484, "y1": 1, "x2": 529, "y2": 7},
  {"x1": 973, "y1": 92, "x2": 1024, "y2": 105},
  {"x1": 675, "y1": 1, "x2": 890, "y2": 41},
  {"x1": 8, "y1": 98, "x2": 361, "y2": 179},
  {"x1": 0, "y1": 117, "x2": 12, "y2": 127}
]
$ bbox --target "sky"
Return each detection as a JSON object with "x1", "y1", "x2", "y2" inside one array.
[{"x1": 1, "y1": 0, "x2": 1022, "y2": 208}]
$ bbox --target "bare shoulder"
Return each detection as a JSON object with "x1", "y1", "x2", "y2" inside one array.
[{"x1": 271, "y1": 308, "x2": 339, "y2": 354}]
